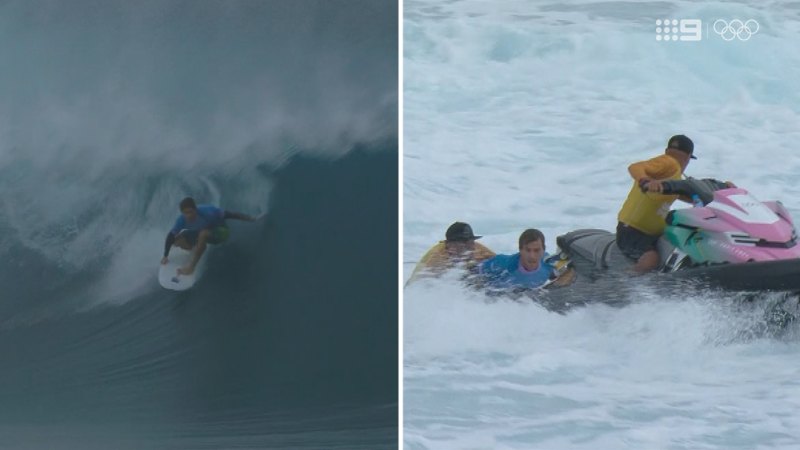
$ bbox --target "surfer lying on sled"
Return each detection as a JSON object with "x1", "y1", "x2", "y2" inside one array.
[
  {"x1": 161, "y1": 197, "x2": 258, "y2": 275},
  {"x1": 473, "y1": 228, "x2": 575, "y2": 291},
  {"x1": 408, "y1": 224, "x2": 575, "y2": 291}
]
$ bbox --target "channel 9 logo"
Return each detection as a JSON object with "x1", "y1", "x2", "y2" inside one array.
[
  {"x1": 655, "y1": 19, "x2": 701, "y2": 41},
  {"x1": 655, "y1": 19, "x2": 759, "y2": 42}
]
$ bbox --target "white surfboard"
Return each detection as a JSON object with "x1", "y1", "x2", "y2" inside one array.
[{"x1": 158, "y1": 247, "x2": 209, "y2": 291}]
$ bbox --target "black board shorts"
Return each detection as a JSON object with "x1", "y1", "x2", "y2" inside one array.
[{"x1": 616, "y1": 222, "x2": 659, "y2": 260}]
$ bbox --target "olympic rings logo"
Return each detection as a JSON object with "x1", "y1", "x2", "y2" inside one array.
[{"x1": 713, "y1": 19, "x2": 759, "y2": 41}]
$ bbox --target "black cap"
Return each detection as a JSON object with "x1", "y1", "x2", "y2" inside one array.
[
  {"x1": 445, "y1": 222, "x2": 481, "y2": 242},
  {"x1": 667, "y1": 135, "x2": 696, "y2": 159}
]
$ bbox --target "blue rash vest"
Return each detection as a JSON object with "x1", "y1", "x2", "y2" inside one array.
[
  {"x1": 170, "y1": 205, "x2": 226, "y2": 235},
  {"x1": 478, "y1": 253, "x2": 555, "y2": 289}
]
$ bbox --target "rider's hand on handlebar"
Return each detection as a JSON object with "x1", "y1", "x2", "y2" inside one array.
[{"x1": 639, "y1": 178, "x2": 664, "y2": 193}]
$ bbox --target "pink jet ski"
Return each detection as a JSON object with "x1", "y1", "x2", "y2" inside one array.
[{"x1": 557, "y1": 178, "x2": 800, "y2": 292}]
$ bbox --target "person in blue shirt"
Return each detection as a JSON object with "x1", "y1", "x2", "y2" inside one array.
[
  {"x1": 161, "y1": 197, "x2": 257, "y2": 275},
  {"x1": 479, "y1": 228, "x2": 559, "y2": 289}
]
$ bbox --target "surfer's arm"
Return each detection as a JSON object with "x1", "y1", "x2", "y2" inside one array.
[
  {"x1": 223, "y1": 211, "x2": 256, "y2": 222},
  {"x1": 164, "y1": 232, "x2": 176, "y2": 258}
]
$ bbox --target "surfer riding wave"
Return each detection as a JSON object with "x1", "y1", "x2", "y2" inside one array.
[{"x1": 161, "y1": 197, "x2": 257, "y2": 276}]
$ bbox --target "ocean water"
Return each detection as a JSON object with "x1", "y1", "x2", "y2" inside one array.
[
  {"x1": 404, "y1": 1, "x2": 800, "y2": 448},
  {"x1": 0, "y1": 1, "x2": 397, "y2": 448}
]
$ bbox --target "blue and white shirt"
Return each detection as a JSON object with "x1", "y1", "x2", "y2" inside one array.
[
  {"x1": 170, "y1": 205, "x2": 226, "y2": 235},
  {"x1": 478, "y1": 253, "x2": 555, "y2": 289}
]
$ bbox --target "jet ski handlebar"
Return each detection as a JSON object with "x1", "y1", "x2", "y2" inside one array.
[
  {"x1": 655, "y1": 179, "x2": 694, "y2": 196},
  {"x1": 640, "y1": 178, "x2": 730, "y2": 205}
]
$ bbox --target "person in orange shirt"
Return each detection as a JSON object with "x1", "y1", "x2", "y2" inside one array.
[
  {"x1": 407, "y1": 222, "x2": 495, "y2": 285},
  {"x1": 617, "y1": 135, "x2": 696, "y2": 273}
]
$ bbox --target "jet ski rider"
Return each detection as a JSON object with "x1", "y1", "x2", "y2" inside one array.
[{"x1": 616, "y1": 135, "x2": 695, "y2": 273}]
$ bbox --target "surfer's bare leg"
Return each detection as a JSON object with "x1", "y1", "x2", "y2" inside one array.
[
  {"x1": 632, "y1": 249, "x2": 659, "y2": 273},
  {"x1": 178, "y1": 229, "x2": 210, "y2": 275}
]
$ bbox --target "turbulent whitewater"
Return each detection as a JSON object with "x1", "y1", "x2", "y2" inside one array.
[{"x1": 404, "y1": 1, "x2": 800, "y2": 448}]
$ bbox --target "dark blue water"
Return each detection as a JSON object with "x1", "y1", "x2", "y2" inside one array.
[
  {"x1": 1, "y1": 149, "x2": 397, "y2": 449},
  {"x1": 0, "y1": 0, "x2": 397, "y2": 448}
]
